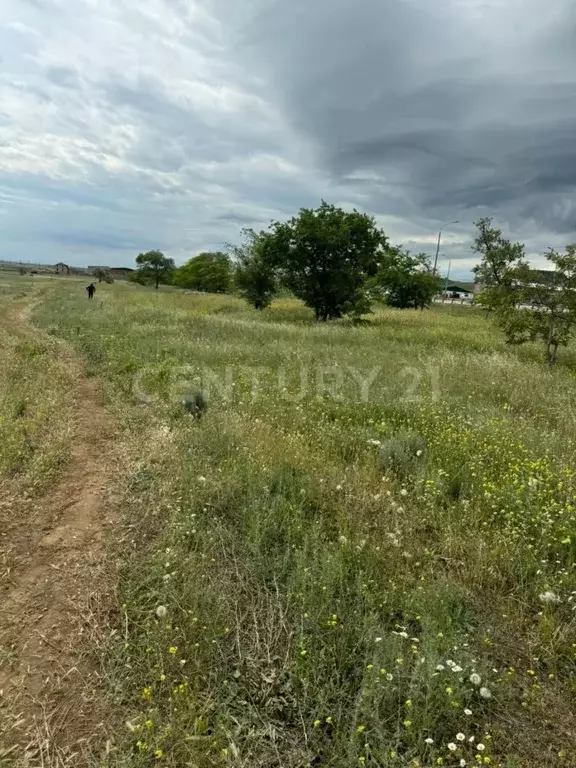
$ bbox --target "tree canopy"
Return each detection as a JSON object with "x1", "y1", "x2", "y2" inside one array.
[
  {"x1": 260, "y1": 201, "x2": 388, "y2": 321},
  {"x1": 233, "y1": 229, "x2": 277, "y2": 310},
  {"x1": 173, "y1": 252, "x2": 231, "y2": 293},
  {"x1": 472, "y1": 217, "x2": 524, "y2": 310},
  {"x1": 135, "y1": 250, "x2": 175, "y2": 289},
  {"x1": 376, "y1": 248, "x2": 443, "y2": 309}
]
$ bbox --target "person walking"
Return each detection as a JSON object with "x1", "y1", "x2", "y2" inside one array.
[{"x1": 86, "y1": 283, "x2": 96, "y2": 299}]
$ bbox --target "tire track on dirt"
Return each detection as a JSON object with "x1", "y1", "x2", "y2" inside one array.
[{"x1": 0, "y1": 296, "x2": 119, "y2": 766}]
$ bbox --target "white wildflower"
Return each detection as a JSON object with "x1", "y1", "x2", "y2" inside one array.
[
  {"x1": 436, "y1": 664, "x2": 445, "y2": 671},
  {"x1": 469, "y1": 673, "x2": 482, "y2": 686},
  {"x1": 452, "y1": 665, "x2": 463, "y2": 673},
  {"x1": 155, "y1": 605, "x2": 168, "y2": 619},
  {"x1": 464, "y1": 708, "x2": 473, "y2": 716},
  {"x1": 479, "y1": 687, "x2": 492, "y2": 699},
  {"x1": 460, "y1": 760, "x2": 467, "y2": 767},
  {"x1": 477, "y1": 744, "x2": 485, "y2": 752},
  {"x1": 539, "y1": 590, "x2": 560, "y2": 604},
  {"x1": 386, "y1": 673, "x2": 393, "y2": 681},
  {"x1": 400, "y1": 488, "x2": 408, "y2": 497},
  {"x1": 424, "y1": 737, "x2": 434, "y2": 745},
  {"x1": 456, "y1": 733, "x2": 466, "y2": 741},
  {"x1": 375, "y1": 637, "x2": 383, "y2": 643},
  {"x1": 368, "y1": 439, "x2": 381, "y2": 446},
  {"x1": 338, "y1": 535, "x2": 348, "y2": 545},
  {"x1": 335, "y1": 484, "x2": 343, "y2": 491},
  {"x1": 198, "y1": 475, "x2": 207, "y2": 483},
  {"x1": 416, "y1": 449, "x2": 423, "y2": 457},
  {"x1": 448, "y1": 743, "x2": 457, "y2": 751}
]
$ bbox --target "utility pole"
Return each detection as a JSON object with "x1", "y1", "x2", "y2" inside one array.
[{"x1": 433, "y1": 220, "x2": 459, "y2": 275}]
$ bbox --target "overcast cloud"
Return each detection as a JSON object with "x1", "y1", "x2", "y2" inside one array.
[{"x1": 1, "y1": 0, "x2": 574, "y2": 276}]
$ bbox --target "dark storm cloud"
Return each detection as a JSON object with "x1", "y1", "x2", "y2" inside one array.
[
  {"x1": 2, "y1": 0, "x2": 575, "y2": 273},
  {"x1": 223, "y1": 0, "x2": 576, "y2": 245}
]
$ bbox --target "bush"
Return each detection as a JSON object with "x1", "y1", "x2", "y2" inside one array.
[{"x1": 380, "y1": 431, "x2": 426, "y2": 480}]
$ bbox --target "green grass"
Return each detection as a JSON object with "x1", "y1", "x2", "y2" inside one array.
[{"x1": 26, "y1": 279, "x2": 576, "y2": 767}]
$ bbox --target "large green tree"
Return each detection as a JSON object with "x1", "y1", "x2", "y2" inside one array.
[
  {"x1": 233, "y1": 229, "x2": 277, "y2": 310},
  {"x1": 376, "y1": 248, "x2": 443, "y2": 309},
  {"x1": 261, "y1": 201, "x2": 388, "y2": 321},
  {"x1": 135, "y1": 250, "x2": 175, "y2": 289},
  {"x1": 173, "y1": 252, "x2": 231, "y2": 293}
]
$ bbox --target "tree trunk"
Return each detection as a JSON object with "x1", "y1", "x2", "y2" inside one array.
[{"x1": 155, "y1": 274, "x2": 159, "y2": 289}]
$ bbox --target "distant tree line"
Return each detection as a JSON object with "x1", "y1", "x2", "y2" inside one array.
[{"x1": 130, "y1": 202, "x2": 444, "y2": 320}]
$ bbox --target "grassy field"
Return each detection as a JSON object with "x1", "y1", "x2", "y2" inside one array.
[{"x1": 3, "y1": 275, "x2": 576, "y2": 766}]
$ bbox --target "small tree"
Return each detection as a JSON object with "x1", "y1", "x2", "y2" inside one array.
[
  {"x1": 233, "y1": 229, "x2": 277, "y2": 310},
  {"x1": 472, "y1": 217, "x2": 524, "y2": 310},
  {"x1": 173, "y1": 252, "x2": 231, "y2": 293},
  {"x1": 135, "y1": 250, "x2": 175, "y2": 289},
  {"x1": 494, "y1": 246, "x2": 576, "y2": 368},
  {"x1": 261, "y1": 201, "x2": 388, "y2": 321},
  {"x1": 376, "y1": 248, "x2": 442, "y2": 309},
  {"x1": 93, "y1": 267, "x2": 110, "y2": 283}
]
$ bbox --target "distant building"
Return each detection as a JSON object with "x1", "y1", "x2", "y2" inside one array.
[
  {"x1": 444, "y1": 282, "x2": 474, "y2": 300},
  {"x1": 88, "y1": 266, "x2": 134, "y2": 278}
]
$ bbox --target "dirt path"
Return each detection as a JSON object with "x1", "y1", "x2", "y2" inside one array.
[{"x1": 0, "y1": 297, "x2": 118, "y2": 766}]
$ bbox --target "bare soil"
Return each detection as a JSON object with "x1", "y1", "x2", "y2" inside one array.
[{"x1": 0, "y1": 299, "x2": 119, "y2": 766}]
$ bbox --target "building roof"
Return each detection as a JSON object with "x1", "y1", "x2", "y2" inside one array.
[{"x1": 446, "y1": 282, "x2": 474, "y2": 293}]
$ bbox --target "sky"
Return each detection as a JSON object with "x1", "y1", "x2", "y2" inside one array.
[{"x1": 1, "y1": 0, "x2": 575, "y2": 278}]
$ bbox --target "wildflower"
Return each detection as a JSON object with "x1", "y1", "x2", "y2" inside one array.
[
  {"x1": 477, "y1": 744, "x2": 485, "y2": 752},
  {"x1": 539, "y1": 591, "x2": 560, "y2": 604},
  {"x1": 145, "y1": 720, "x2": 153, "y2": 728},
  {"x1": 479, "y1": 687, "x2": 492, "y2": 699},
  {"x1": 155, "y1": 605, "x2": 167, "y2": 619},
  {"x1": 452, "y1": 665, "x2": 463, "y2": 673},
  {"x1": 198, "y1": 476, "x2": 206, "y2": 483},
  {"x1": 375, "y1": 637, "x2": 383, "y2": 643},
  {"x1": 445, "y1": 687, "x2": 454, "y2": 695},
  {"x1": 405, "y1": 699, "x2": 413, "y2": 708},
  {"x1": 300, "y1": 649, "x2": 307, "y2": 657},
  {"x1": 368, "y1": 439, "x2": 381, "y2": 446},
  {"x1": 313, "y1": 719, "x2": 321, "y2": 728},
  {"x1": 154, "y1": 750, "x2": 163, "y2": 759},
  {"x1": 416, "y1": 450, "x2": 423, "y2": 457},
  {"x1": 159, "y1": 673, "x2": 166, "y2": 681},
  {"x1": 338, "y1": 535, "x2": 348, "y2": 545},
  {"x1": 464, "y1": 708, "x2": 473, "y2": 716},
  {"x1": 469, "y1": 673, "x2": 482, "y2": 686},
  {"x1": 424, "y1": 737, "x2": 434, "y2": 745},
  {"x1": 336, "y1": 484, "x2": 343, "y2": 491},
  {"x1": 386, "y1": 673, "x2": 393, "y2": 681},
  {"x1": 142, "y1": 687, "x2": 152, "y2": 699},
  {"x1": 456, "y1": 733, "x2": 466, "y2": 741},
  {"x1": 448, "y1": 743, "x2": 457, "y2": 751},
  {"x1": 403, "y1": 720, "x2": 412, "y2": 728},
  {"x1": 400, "y1": 488, "x2": 408, "y2": 497},
  {"x1": 436, "y1": 759, "x2": 444, "y2": 765},
  {"x1": 357, "y1": 725, "x2": 366, "y2": 734},
  {"x1": 326, "y1": 716, "x2": 333, "y2": 724},
  {"x1": 446, "y1": 660, "x2": 455, "y2": 667},
  {"x1": 436, "y1": 664, "x2": 445, "y2": 671},
  {"x1": 460, "y1": 761, "x2": 467, "y2": 767},
  {"x1": 168, "y1": 646, "x2": 177, "y2": 655}
]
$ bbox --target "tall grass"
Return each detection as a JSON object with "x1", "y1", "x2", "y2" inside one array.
[{"x1": 32, "y1": 280, "x2": 576, "y2": 767}]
